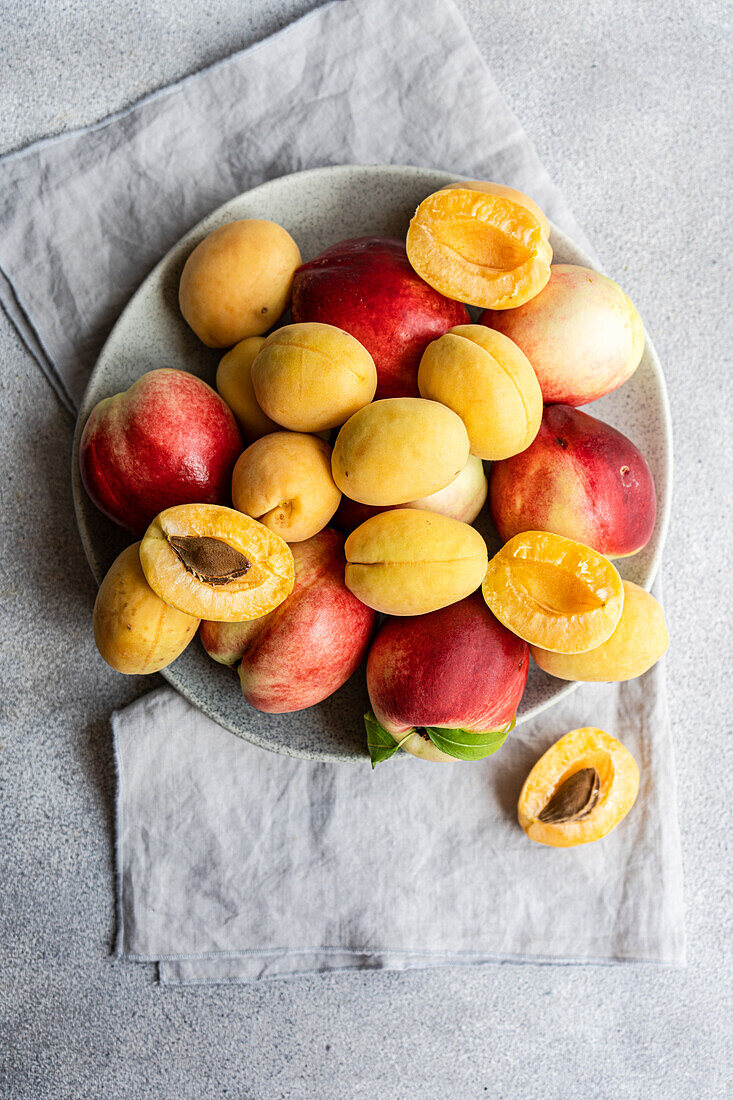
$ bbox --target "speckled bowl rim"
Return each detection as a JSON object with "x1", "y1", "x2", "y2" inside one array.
[{"x1": 72, "y1": 163, "x2": 672, "y2": 760}]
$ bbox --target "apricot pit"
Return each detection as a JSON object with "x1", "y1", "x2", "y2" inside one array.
[
  {"x1": 140, "y1": 503, "x2": 294, "y2": 621},
  {"x1": 482, "y1": 531, "x2": 624, "y2": 653}
]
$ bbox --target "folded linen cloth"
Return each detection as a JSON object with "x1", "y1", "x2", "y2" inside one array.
[{"x1": 0, "y1": 0, "x2": 684, "y2": 982}]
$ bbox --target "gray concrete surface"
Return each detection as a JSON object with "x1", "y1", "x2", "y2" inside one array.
[{"x1": 1, "y1": 1, "x2": 731, "y2": 1097}]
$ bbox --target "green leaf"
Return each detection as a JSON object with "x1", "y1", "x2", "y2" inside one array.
[
  {"x1": 425, "y1": 715, "x2": 516, "y2": 761},
  {"x1": 365, "y1": 711, "x2": 407, "y2": 768}
]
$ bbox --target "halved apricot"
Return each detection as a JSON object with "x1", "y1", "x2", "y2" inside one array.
[
  {"x1": 139, "y1": 503, "x2": 294, "y2": 621},
  {"x1": 439, "y1": 180, "x2": 551, "y2": 239},
  {"x1": 406, "y1": 188, "x2": 552, "y2": 310},
  {"x1": 518, "y1": 727, "x2": 640, "y2": 847},
  {"x1": 482, "y1": 531, "x2": 624, "y2": 653}
]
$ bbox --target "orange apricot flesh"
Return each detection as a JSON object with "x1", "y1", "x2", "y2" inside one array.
[
  {"x1": 139, "y1": 503, "x2": 294, "y2": 622},
  {"x1": 439, "y1": 180, "x2": 551, "y2": 239},
  {"x1": 518, "y1": 727, "x2": 640, "y2": 847},
  {"x1": 406, "y1": 188, "x2": 552, "y2": 310},
  {"x1": 482, "y1": 531, "x2": 624, "y2": 653},
  {"x1": 531, "y1": 580, "x2": 669, "y2": 681}
]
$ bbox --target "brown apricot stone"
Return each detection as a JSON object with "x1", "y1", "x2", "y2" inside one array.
[
  {"x1": 482, "y1": 531, "x2": 624, "y2": 653},
  {"x1": 518, "y1": 727, "x2": 639, "y2": 847},
  {"x1": 140, "y1": 503, "x2": 294, "y2": 621},
  {"x1": 531, "y1": 581, "x2": 669, "y2": 681},
  {"x1": 406, "y1": 188, "x2": 552, "y2": 310},
  {"x1": 93, "y1": 542, "x2": 199, "y2": 674}
]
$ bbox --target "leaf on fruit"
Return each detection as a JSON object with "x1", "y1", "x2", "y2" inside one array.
[
  {"x1": 365, "y1": 711, "x2": 404, "y2": 768},
  {"x1": 425, "y1": 715, "x2": 516, "y2": 761}
]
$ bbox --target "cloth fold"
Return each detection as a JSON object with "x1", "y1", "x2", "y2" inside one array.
[{"x1": 0, "y1": 0, "x2": 684, "y2": 983}]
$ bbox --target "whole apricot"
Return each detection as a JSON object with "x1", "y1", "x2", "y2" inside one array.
[
  {"x1": 482, "y1": 531, "x2": 624, "y2": 653},
  {"x1": 251, "y1": 322, "x2": 377, "y2": 433},
  {"x1": 140, "y1": 503, "x2": 294, "y2": 622},
  {"x1": 418, "y1": 324, "x2": 542, "y2": 461},
  {"x1": 531, "y1": 581, "x2": 668, "y2": 681},
  {"x1": 216, "y1": 337, "x2": 279, "y2": 441},
  {"x1": 93, "y1": 543, "x2": 199, "y2": 674},
  {"x1": 332, "y1": 398, "x2": 470, "y2": 506},
  {"x1": 345, "y1": 508, "x2": 488, "y2": 616},
  {"x1": 482, "y1": 265, "x2": 644, "y2": 406},
  {"x1": 231, "y1": 431, "x2": 341, "y2": 543},
  {"x1": 179, "y1": 219, "x2": 301, "y2": 348},
  {"x1": 406, "y1": 188, "x2": 552, "y2": 310},
  {"x1": 518, "y1": 728, "x2": 639, "y2": 847}
]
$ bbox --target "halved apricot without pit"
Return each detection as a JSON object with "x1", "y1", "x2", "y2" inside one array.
[
  {"x1": 518, "y1": 728, "x2": 640, "y2": 847},
  {"x1": 406, "y1": 188, "x2": 552, "y2": 310},
  {"x1": 482, "y1": 531, "x2": 624, "y2": 653},
  {"x1": 140, "y1": 503, "x2": 294, "y2": 621}
]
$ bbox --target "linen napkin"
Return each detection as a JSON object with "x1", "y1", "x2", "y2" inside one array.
[{"x1": 0, "y1": 0, "x2": 685, "y2": 982}]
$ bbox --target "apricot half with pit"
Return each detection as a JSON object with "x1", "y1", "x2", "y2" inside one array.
[
  {"x1": 518, "y1": 728, "x2": 640, "y2": 847},
  {"x1": 417, "y1": 324, "x2": 542, "y2": 460},
  {"x1": 93, "y1": 543, "x2": 199, "y2": 674},
  {"x1": 251, "y1": 322, "x2": 377, "y2": 433},
  {"x1": 332, "y1": 398, "x2": 470, "y2": 506},
  {"x1": 531, "y1": 580, "x2": 668, "y2": 681},
  {"x1": 406, "y1": 188, "x2": 552, "y2": 310},
  {"x1": 345, "y1": 508, "x2": 488, "y2": 616},
  {"x1": 139, "y1": 503, "x2": 294, "y2": 621},
  {"x1": 482, "y1": 531, "x2": 624, "y2": 653},
  {"x1": 231, "y1": 431, "x2": 341, "y2": 543}
]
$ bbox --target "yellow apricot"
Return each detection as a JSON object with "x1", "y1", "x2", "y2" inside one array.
[
  {"x1": 418, "y1": 324, "x2": 542, "y2": 460},
  {"x1": 439, "y1": 180, "x2": 551, "y2": 239},
  {"x1": 332, "y1": 398, "x2": 470, "y2": 506},
  {"x1": 93, "y1": 543, "x2": 199, "y2": 674},
  {"x1": 251, "y1": 322, "x2": 376, "y2": 433},
  {"x1": 179, "y1": 220, "x2": 301, "y2": 347},
  {"x1": 406, "y1": 188, "x2": 552, "y2": 310},
  {"x1": 518, "y1": 727, "x2": 639, "y2": 847},
  {"x1": 231, "y1": 431, "x2": 341, "y2": 543},
  {"x1": 140, "y1": 503, "x2": 294, "y2": 622},
  {"x1": 216, "y1": 337, "x2": 278, "y2": 441},
  {"x1": 345, "y1": 508, "x2": 488, "y2": 616},
  {"x1": 482, "y1": 531, "x2": 624, "y2": 653},
  {"x1": 531, "y1": 581, "x2": 668, "y2": 681}
]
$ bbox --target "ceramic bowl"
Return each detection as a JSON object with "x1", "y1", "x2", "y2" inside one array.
[{"x1": 72, "y1": 164, "x2": 672, "y2": 761}]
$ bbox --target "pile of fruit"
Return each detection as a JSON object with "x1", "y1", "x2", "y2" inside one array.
[{"x1": 81, "y1": 179, "x2": 669, "y2": 847}]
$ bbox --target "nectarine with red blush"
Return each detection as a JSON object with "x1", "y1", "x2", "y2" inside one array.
[{"x1": 79, "y1": 369, "x2": 243, "y2": 534}]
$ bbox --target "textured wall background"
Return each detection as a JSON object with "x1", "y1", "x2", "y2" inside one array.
[{"x1": 1, "y1": 1, "x2": 731, "y2": 1097}]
